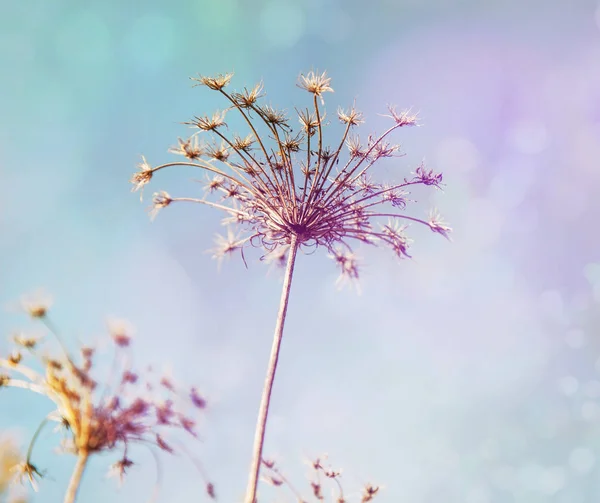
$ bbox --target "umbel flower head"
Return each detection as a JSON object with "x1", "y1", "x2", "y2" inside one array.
[
  {"x1": 131, "y1": 70, "x2": 450, "y2": 283},
  {"x1": 0, "y1": 297, "x2": 212, "y2": 498}
]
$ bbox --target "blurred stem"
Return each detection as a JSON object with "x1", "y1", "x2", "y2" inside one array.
[
  {"x1": 245, "y1": 234, "x2": 299, "y2": 503},
  {"x1": 64, "y1": 450, "x2": 88, "y2": 503}
]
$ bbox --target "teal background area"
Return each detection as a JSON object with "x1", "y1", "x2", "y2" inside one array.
[{"x1": 2, "y1": 0, "x2": 600, "y2": 502}]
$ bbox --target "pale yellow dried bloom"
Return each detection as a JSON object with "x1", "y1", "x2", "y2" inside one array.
[
  {"x1": 130, "y1": 156, "x2": 153, "y2": 201},
  {"x1": 192, "y1": 72, "x2": 233, "y2": 90},
  {"x1": 298, "y1": 70, "x2": 334, "y2": 99}
]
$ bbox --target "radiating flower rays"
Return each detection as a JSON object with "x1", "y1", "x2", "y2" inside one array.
[
  {"x1": 131, "y1": 69, "x2": 450, "y2": 503},
  {"x1": 0, "y1": 296, "x2": 212, "y2": 503},
  {"x1": 131, "y1": 70, "x2": 450, "y2": 285}
]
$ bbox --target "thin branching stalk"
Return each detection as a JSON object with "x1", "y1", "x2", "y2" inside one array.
[
  {"x1": 245, "y1": 234, "x2": 299, "y2": 503},
  {"x1": 64, "y1": 450, "x2": 88, "y2": 503},
  {"x1": 132, "y1": 70, "x2": 450, "y2": 502}
]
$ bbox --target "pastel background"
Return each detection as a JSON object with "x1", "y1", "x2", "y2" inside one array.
[{"x1": 2, "y1": 0, "x2": 600, "y2": 502}]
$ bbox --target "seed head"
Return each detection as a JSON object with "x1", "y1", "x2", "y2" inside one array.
[
  {"x1": 131, "y1": 71, "x2": 449, "y2": 286},
  {"x1": 298, "y1": 70, "x2": 334, "y2": 102},
  {"x1": 192, "y1": 72, "x2": 233, "y2": 90}
]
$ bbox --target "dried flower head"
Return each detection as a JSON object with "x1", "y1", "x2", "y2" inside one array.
[
  {"x1": 1, "y1": 299, "x2": 211, "y2": 497},
  {"x1": 298, "y1": 70, "x2": 334, "y2": 102},
  {"x1": 131, "y1": 71, "x2": 449, "y2": 284},
  {"x1": 261, "y1": 455, "x2": 379, "y2": 503}
]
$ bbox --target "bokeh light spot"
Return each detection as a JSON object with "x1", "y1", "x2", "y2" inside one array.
[
  {"x1": 565, "y1": 329, "x2": 586, "y2": 349},
  {"x1": 260, "y1": 1, "x2": 306, "y2": 48},
  {"x1": 435, "y1": 137, "x2": 480, "y2": 174},
  {"x1": 507, "y1": 119, "x2": 549, "y2": 154},
  {"x1": 558, "y1": 376, "x2": 579, "y2": 396},
  {"x1": 569, "y1": 447, "x2": 595, "y2": 474},
  {"x1": 126, "y1": 14, "x2": 176, "y2": 69},
  {"x1": 54, "y1": 9, "x2": 112, "y2": 68}
]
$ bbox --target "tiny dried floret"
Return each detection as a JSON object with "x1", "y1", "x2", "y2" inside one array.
[
  {"x1": 130, "y1": 156, "x2": 154, "y2": 201},
  {"x1": 192, "y1": 110, "x2": 228, "y2": 131},
  {"x1": 149, "y1": 191, "x2": 172, "y2": 220},
  {"x1": 298, "y1": 70, "x2": 334, "y2": 99},
  {"x1": 192, "y1": 72, "x2": 233, "y2": 90},
  {"x1": 384, "y1": 106, "x2": 418, "y2": 127},
  {"x1": 169, "y1": 136, "x2": 203, "y2": 160},
  {"x1": 11, "y1": 461, "x2": 43, "y2": 492},
  {"x1": 338, "y1": 106, "x2": 364, "y2": 126},
  {"x1": 232, "y1": 82, "x2": 264, "y2": 108}
]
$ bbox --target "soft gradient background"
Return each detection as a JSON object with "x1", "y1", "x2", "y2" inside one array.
[{"x1": 2, "y1": 0, "x2": 600, "y2": 502}]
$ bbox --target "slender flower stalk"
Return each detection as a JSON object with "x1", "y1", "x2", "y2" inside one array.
[
  {"x1": 64, "y1": 450, "x2": 88, "y2": 503},
  {"x1": 246, "y1": 234, "x2": 299, "y2": 503},
  {"x1": 131, "y1": 69, "x2": 450, "y2": 503}
]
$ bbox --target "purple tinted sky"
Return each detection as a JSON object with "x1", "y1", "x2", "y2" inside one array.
[{"x1": 1, "y1": 0, "x2": 600, "y2": 502}]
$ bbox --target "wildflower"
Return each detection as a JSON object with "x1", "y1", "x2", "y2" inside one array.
[
  {"x1": 382, "y1": 105, "x2": 418, "y2": 127},
  {"x1": 107, "y1": 456, "x2": 133, "y2": 485},
  {"x1": 149, "y1": 191, "x2": 172, "y2": 220},
  {"x1": 329, "y1": 250, "x2": 361, "y2": 291},
  {"x1": 168, "y1": 136, "x2": 203, "y2": 160},
  {"x1": 232, "y1": 82, "x2": 265, "y2": 108},
  {"x1": 190, "y1": 387, "x2": 207, "y2": 409},
  {"x1": 428, "y1": 208, "x2": 452, "y2": 239},
  {"x1": 192, "y1": 72, "x2": 233, "y2": 91},
  {"x1": 20, "y1": 291, "x2": 52, "y2": 319},
  {"x1": 130, "y1": 156, "x2": 153, "y2": 201},
  {"x1": 361, "y1": 483, "x2": 380, "y2": 502},
  {"x1": 257, "y1": 104, "x2": 289, "y2": 128},
  {"x1": 1, "y1": 301, "x2": 211, "y2": 501},
  {"x1": 338, "y1": 105, "x2": 364, "y2": 126},
  {"x1": 191, "y1": 110, "x2": 228, "y2": 131},
  {"x1": 232, "y1": 133, "x2": 255, "y2": 152},
  {"x1": 131, "y1": 71, "x2": 449, "y2": 503},
  {"x1": 11, "y1": 462, "x2": 43, "y2": 492},
  {"x1": 107, "y1": 318, "x2": 133, "y2": 347},
  {"x1": 298, "y1": 70, "x2": 334, "y2": 103}
]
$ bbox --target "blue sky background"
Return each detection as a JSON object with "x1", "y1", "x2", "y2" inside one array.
[{"x1": 2, "y1": 0, "x2": 600, "y2": 502}]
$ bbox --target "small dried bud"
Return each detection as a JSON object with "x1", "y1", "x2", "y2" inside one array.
[
  {"x1": 130, "y1": 156, "x2": 154, "y2": 201},
  {"x1": 190, "y1": 387, "x2": 206, "y2": 409},
  {"x1": 298, "y1": 70, "x2": 334, "y2": 100},
  {"x1": 13, "y1": 334, "x2": 41, "y2": 349},
  {"x1": 206, "y1": 482, "x2": 216, "y2": 499},
  {"x1": 337, "y1": 105, "x2": 363, "y2": 126},
  {"x1": 8, "y1": 351, "x2": 22, "y2": 365},
  {"x1": 192, "y1": 72, "x2": 233, "y2": 91},
  {"x1": 361, "y1": 484, "x2": 380, "y2": 502},
  {"x1": 191, "y1": 110, "x2": 228, "y2": 131},
  {"x1": 156, "y1": 434, "x2": 174, "y2": 453},
  {"x1": 384, "y1": 106, "x2": 418, "y2": 127}
]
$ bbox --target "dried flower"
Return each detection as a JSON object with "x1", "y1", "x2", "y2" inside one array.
[
  {"x1": 298, "y1": 70, "x2": 334, "y2": 103},
  {"x1": 192, "y1": 72, "x2": 234, "y2": 91},
  {"x1": 131, "y1": 70, "x2": 449, "y2": 503},
  {"x1": 1, "y1": 300, "x2": 211, "y2": 500},
  {"x1": 11, "y1": 462, "x2": 43, "y2": 492},
  {"x1": 130, "y1": 156, "x2": 153, "y2": 201},
  {"x1": 169, "y1": 136, "x2": 204, "y2": 160}
]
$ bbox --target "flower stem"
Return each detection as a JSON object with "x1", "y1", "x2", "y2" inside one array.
[
  {"x1": 244, "y1": 234, "x2": 299, "y2": 503},
  {"x1": 64, "y1": 450, "x2": 89, "y2": 503}
]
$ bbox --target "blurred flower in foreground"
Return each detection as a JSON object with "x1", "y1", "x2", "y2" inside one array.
[
  {"x1": 0, "y1": 435, "x2": 27, "y2": 503},
  {"x1": 131, "y1": 70, "x2": 449, "y2": 503},
  {"x1": 0, "y1": 296, "x2": 212, "y2": 503},
  {"x1": 261, "y1": 456, "x2": 381, "y2": 503}
]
